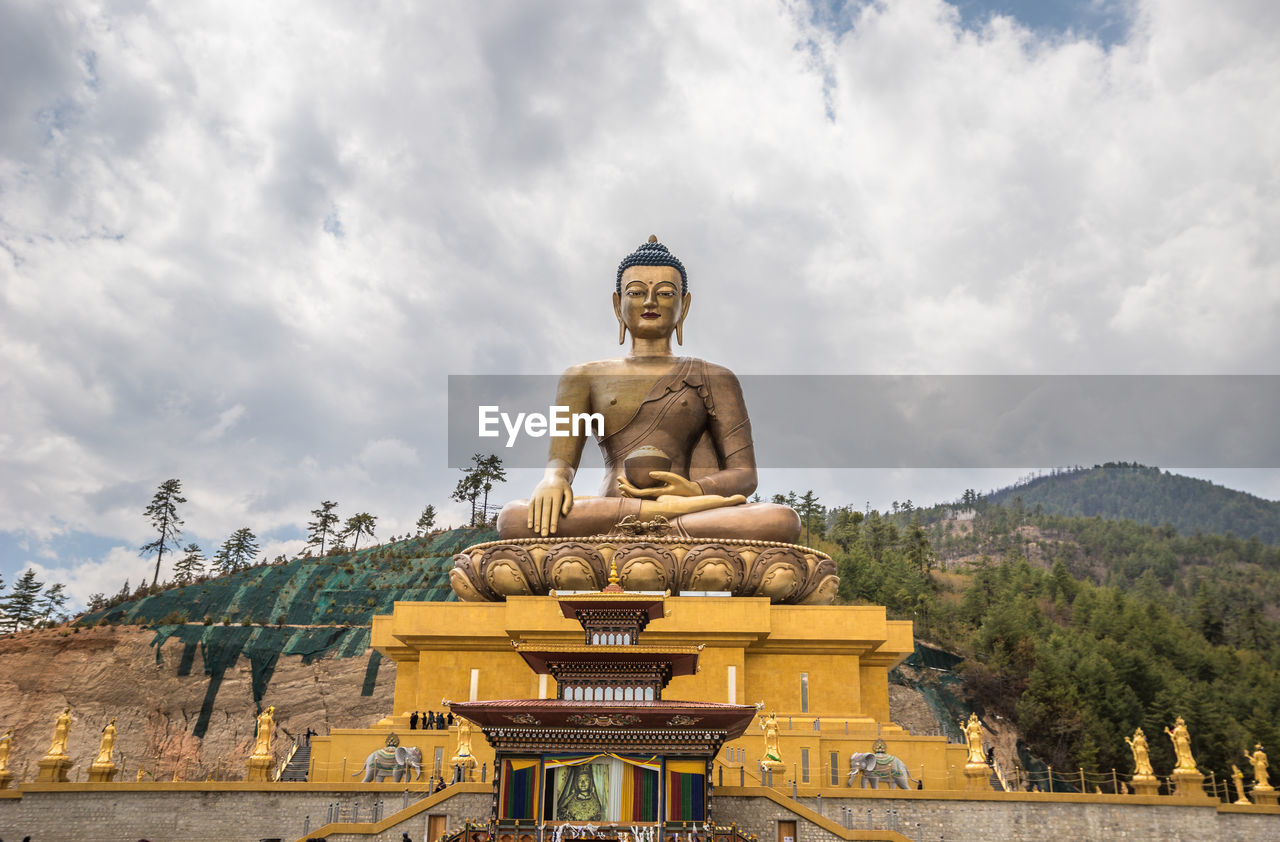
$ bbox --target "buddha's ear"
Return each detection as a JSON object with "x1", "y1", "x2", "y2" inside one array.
[
  {"x1": 676, "y1": 293, "x2": 692, "y2": 346},
  {"x1": 613, "y1": 292, "x2": 626, "y2": 344}
]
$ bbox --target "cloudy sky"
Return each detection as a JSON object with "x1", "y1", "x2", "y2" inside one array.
[{"x1": 2, "y1": 0, "x2": 1278, "y2": 608}]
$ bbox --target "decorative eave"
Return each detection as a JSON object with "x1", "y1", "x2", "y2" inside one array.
[
  {"x1": 449, "y1": 698, "x2": 757, "y2": 745},
  {"x1": 552, "y1": 591, "x2": 668, "y2": 621},
  {"x1": 513, "y1": 642, "x2": 701, "y2": 677}
]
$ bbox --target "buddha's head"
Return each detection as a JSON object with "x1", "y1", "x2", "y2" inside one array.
[{"x1": 614, "y1": 236, "x2": 692, "y2": 346}]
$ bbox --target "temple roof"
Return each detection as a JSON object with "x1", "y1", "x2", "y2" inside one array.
[
  {"x1": 450, "y1": 698, "x2": 758, "y2": 741},
  {"x1": 513, "y1": 642, "x2": 700, "y2": 676},
  {"x1": 552, "y1": 591, "x2": 667, "y2": 618}
]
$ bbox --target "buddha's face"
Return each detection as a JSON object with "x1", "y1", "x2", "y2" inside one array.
[{"x1": 614, "y1": 264, "x2": 689, "y2": 340}]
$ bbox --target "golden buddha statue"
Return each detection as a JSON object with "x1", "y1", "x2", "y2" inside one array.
[
  {"x1": 0, "y1": 727, "x2": 12, "y2": 775},
  {"x1": 252, "y1": 705, "x2": 275, "y2": 758},
  {"x1": 961, "y1": 713, "x2": 985, "y2": 766},
  {"x1": 455, "y1": 238, "x2": 837, "y2": 604},
  {"x1": 760, "y1": 711, "x2": 784, "y2": 771},
  {"x1": 1165, "y1": 716, "x2": 1197, "y2": 773},
  {"x1": 95, "y1": 718, "x2": 117, "y2": 765},
  {"x1": 48, "y1": 706, "x2": 72, "y2": 758},
  {"x1": 1245, "y1": 744, "x2": 1270, "y2": 789},
  {"x1": 497, "y1": 236, "x2": 799, "y2": 544},
  {"x1": 1232, "y1": 764, "x2": 1251, "y2": 804},
  {"x1": 1125, "y1": 728, "x2": 1154, "y2": 778}
]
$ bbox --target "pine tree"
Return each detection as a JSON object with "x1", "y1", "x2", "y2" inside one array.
[
  {"x1": 342, "y1": 513, "x2": 377, "y2": 551},
  {"x1": 306, "y1": 501, "x2": 341, "y2": 554},
  {"x1": 415, "y1": 504, "x2": 437, "y2": 535},
  {"x1": 37, "y1": 582, "x2": 68, "y2": 623},
  {"x1": 478, "y1": 454, "x2": 507, "y2": 523},
  {"x1": 3, "y1": 568, "x2": 44, "y2": 631},
  {"x1": 141, "y1": 479, "x2": 186, "y2": 587},
  {"x1": 797, "y1": 490, "x2": 824, "y2": 544},
  {"x1": 904, "y1": 517, "x2": 935, "y2": 571},
  {"x1": 173, "y1": 543, "x2": 206, "y2": 584},
  {"x1": 452, "y1": 469, "x2": 483, "y2": 526},
  {"x1": 214, "y1": 528, "x2": 259, "y2": 574}
]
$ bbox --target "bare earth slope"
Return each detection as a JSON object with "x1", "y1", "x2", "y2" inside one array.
[{"x1": 0, "y1": 625, "x2": 393, "y2": 782}]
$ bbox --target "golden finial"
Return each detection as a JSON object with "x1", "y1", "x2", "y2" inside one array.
[
  {"x1": 647, "y1": 234, "x2": 658, "y2": 243},
  {"x1": 608, "y1": 559, "x2": 620, "y2": 586}
]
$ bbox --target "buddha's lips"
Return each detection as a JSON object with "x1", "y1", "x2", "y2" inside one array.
[{"x1": 642, "y1": 312, "x2": 660, "y2": 319}]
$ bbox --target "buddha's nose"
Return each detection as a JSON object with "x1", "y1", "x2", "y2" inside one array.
[{"x1": 644, "y1": 287, "x2": 658, "y2": 307}]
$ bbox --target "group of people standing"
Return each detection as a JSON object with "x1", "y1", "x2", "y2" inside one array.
[{"x1": 408, "y1": 710, "x2": 453, "y2": 730}]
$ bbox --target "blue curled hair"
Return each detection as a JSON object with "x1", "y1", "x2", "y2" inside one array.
[{"x1": 616, "y1": 236, "x2": 688, "y2": 295}]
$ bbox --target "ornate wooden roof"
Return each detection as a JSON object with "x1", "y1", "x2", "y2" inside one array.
[
  {"x1": 451, "y1": 699, "x2": 757, "y2": 755},
  {"x1": 513, "y1": 642, "x2": 700, "y2": 677}
]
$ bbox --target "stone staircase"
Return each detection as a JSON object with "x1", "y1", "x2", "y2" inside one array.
[{"x1": 279, "y1": 741, "x2": 311, "y2": 781}]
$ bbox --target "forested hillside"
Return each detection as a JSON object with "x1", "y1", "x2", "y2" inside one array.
[
  {"x1": 986, "y1": 463, "x2": 1280, "y2": 544},
  {"x1": 824, "y1": 499, "x2": 1280, "y2": 793}
]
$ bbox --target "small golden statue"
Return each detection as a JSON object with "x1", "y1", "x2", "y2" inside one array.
[
  {"x1": 1244, "y1": 744, "x2": 1270, "y2": 789},
  {"x1": 1164, "y1": 716, "x2": 1197, "y2": 773},
  {"x1": 253, "y1": 705, "x2": 275, "y2": 758},
  {"x1": 448, "y1": 715, "x2": 477, "y2": 781},
  {"x1": 1125, "y1": 728, "x2": 1155, "y2": 778},
  {"x1": 959, "y1": 713, "x2": 992, "y2": 791},
  {"x1": 1245, "y1": 744, "x2": 1277, "y2": 805},
  {"x1": 88, "y1": 717, "x2": 119, "y2": 783},
  {"x1": 759, "y1": 711, "x2": 784, "y2": 773},
  {"x1": 136, "y1": 768, "x2": 148, "y2": 782},
  {"x1": 246, "y1": 705, "x2": 276, "y2": 782},
  {"x1": 48, "y1": 706, "x2": 72, "y2": 757},
  {"x1": 1163, "y1": 716, "x2": 1210, "y2": 799},
  {"x1": 36, "y1": 705, "x2": 75, "y2": 783},
  {"x1": 961, "y1": 713, "x2": 985, "y2": 766},
  {"x1": 1232, "y1": 764, "x2": 1251, "y2": 804},
  {"x1": 95, "y1": 718, "x2": 117, "y2": 765},
  {"x1": 0, "y1": 727, "x2": 13, "y2": 790}
]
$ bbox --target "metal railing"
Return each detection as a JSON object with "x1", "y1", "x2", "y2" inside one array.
[{"x1": 274, "y1": 734, "x2": 301, "y2": 782}]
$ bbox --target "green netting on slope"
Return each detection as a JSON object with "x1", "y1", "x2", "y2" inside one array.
[
  {"x1": 361, "y1": 650, "x2": 384, "y2": 696},
  {"x1": 91, "y1": 527, "x2": 497, "y2": 628},
  {"x1": 891, "y1": 642, "x2": 1071, "y2": 793},
  {"x1": 121, "y1": 527, "x2": 496, "y2": 737},
  {"x1": 891, "y1": 644, "x2": 967, "y2": 744}
]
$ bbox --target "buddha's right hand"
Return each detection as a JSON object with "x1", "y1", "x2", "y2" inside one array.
[{"x1": 528, "y1": 477, "x2": 574, "y2": 537}]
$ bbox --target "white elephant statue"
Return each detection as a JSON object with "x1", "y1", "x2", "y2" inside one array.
[
  {"x1": 849, "y1": 742, "x2": 918, "y2": 790},
  {"x1": 395, "y1": 745, "x2": 424, "y2": 782},
  {"x1": 354, "y1": 741, "x2": 424, "y2": 782}
]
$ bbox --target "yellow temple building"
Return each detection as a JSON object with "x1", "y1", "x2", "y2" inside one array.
[{"x1": 309, "y1": 592, "x2": 971, "y2": 791}]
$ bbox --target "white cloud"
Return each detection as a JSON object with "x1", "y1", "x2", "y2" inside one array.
[
  {"x1": 1, "y1": 0, "x2": 1278, "y2": 584},
  {"x1": 27, "y1": 546, "x2": 155, "y2": 607}
]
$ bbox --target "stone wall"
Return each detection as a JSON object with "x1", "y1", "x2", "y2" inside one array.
[
  {"x1": 4, "y1": 784, "x2": 1279, "y2": 842},
  {"x1": 715, "y1": 789, "x2": 1280, "y2": 842},
  {"x1": 0, "y1": 783, "x2": 490, "y2": 842}
]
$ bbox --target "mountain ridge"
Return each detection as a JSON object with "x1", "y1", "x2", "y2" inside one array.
[{"x1": 984, "y1": 463, "x2": 1280, "y2": 544}]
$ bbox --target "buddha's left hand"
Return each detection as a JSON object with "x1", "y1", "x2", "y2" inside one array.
[{"x1": 618, "y1": 470, "x2": 702, "y2": 498}]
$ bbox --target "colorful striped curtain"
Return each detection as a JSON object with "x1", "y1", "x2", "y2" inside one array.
[
  {"x1": 500, "y1": 758, "x2": 538, "y2": 820},
  {"x1": 665, "y1": 760, "x2": 706, "y2": 822},
  {"x1": 619, "y1": 758, "x2": 660, "y2": 822}
]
